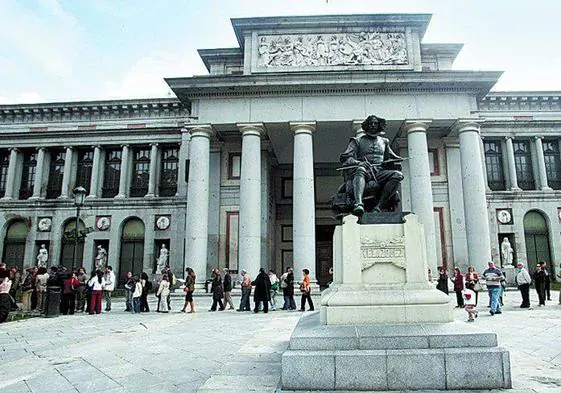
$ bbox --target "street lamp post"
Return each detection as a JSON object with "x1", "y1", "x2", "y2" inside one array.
[{"x1": 72, "y1": 186, "x2": 87, "y2": 271}]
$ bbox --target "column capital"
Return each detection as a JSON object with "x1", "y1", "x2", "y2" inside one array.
[
  {"x1": 290, "y1": 121, "x2": 316, "y2": 135},
  {"x1": 9, "y1": 147, "x2": 19, "y2": 152},
  {"x1": 442, "y1": 137, "x2": 460, "y2": 148},
  {"x1": 63, "y1": 146, "x2": 74, "y2": 151},
  {"x1": 36, "y1": 147, "x2": 46, "y2": 152},
  {"x1": 92, "y1": 145, "x2": 103, "y2": 150},
  {"x1": 185, "y1": 124, "x2": 213, "y2": 138},
  {"x1": 504, "y1": 136, "x2": 514, "y2": 141},
  {"x1": 533, "y1": 135, "x2": 544, "y2": 141},
  {"x1": 237, "y1": 123, "x2": 264, "y2": 137},
  {"x1": 150, "y1": 142, "x2": 159, "y2": 148},
  {"x1": 120, "y1": 144, "x2": 130, "y2": 148},
  {"x1": 402, "y1": 120, "x2": 432, "y2": 134},
  {"x1": 452, "y1": 119, "x2": 484, "y2": 135}
]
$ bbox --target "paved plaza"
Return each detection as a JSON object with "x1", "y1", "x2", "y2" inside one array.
[{"x1": 1, "y1": 290, "x2": 561, "y2": 393}]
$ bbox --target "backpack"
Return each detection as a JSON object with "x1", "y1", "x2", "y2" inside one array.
[
  {"x1": 145, "y1": 280, "x2": 153, "y2": 291},
  {"x1": 271, "y1": 279, "x2": 280, "y2": 291}
]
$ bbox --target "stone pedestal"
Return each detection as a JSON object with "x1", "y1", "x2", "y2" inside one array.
[{"x1": 282, "y1": 213, "x2": 511, "y2": 391}]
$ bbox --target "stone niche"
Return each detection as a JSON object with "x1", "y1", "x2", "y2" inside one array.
[{"x1": 282, "y1": 214, "x2": 511, "y2": 391}]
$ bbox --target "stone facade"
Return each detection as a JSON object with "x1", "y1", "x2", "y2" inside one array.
[{"x1": 0, "y1": 14, "x2": 560, "y2": 284}]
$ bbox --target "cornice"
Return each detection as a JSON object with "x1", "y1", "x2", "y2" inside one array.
[
  {"x1": 0, "y1": 99, "x2": 189, "y2": 125},
  {"x1": 478, "y1": 93, "x2": 561, "y2": 112}
]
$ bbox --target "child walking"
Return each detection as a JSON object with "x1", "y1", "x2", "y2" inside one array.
[{"x1": 462, "y1": 286, "x2": 477, "y2": 322}]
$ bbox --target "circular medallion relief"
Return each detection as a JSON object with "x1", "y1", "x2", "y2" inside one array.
[
  {"x1": 156, "y1": 216, "x2": 170, "y2": 230},
  {"x1": 497, "y1": 210, "x2": 512, "y2": 224},
  {"x1": 96, "y1": 217, "x2": 111, "y2": 231},
  {"x1": 38, "y1": 217, "x2": 52, "y2": 232}
]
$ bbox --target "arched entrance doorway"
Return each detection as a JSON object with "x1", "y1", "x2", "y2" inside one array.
[
  {"x1": 119, "y1": 218, "x2": 145, "y2": 279},
  {"x1": 60, "y1": 219, "x2": 86, "y2": 268},
  {"x1": 2, "y1": 220, "x2": 29, "y2": 271},
  {"x1": 524, "y1": 210, "x2": 551, "y2": 273}
]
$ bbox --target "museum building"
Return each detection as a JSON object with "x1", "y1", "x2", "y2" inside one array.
[{"x1": 0, "y1": 13, "x2": 560, "y2": 284}]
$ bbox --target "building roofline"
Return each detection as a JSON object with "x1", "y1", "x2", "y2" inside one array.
[
  {"x1": 197, "y1": 47, "x2": 243, "y2": 72},
  {"x1": 0, "y1": 97, "x2": 183, "y2": 111}
]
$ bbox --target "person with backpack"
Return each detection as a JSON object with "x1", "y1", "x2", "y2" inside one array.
[
  {"x1": 281, "y1": 267, "x2": 296, "y2": 310},
  {"x1": 140, "y1": 272, "x2": 152, "y2": 312},
  {"x1": 268, "y1": 269, "x2": 280, "y2": 311}
]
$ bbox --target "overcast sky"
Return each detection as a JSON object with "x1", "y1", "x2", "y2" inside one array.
[{"x1": 1, "y1": 0, "x2": 560, "y2": 104}]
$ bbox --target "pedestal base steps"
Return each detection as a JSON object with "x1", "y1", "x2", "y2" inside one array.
[{"x1": 282, "y1": 313, "x2": 512, "y2": 391}]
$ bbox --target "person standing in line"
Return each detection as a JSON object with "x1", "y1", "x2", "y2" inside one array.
[
  {"x1": 20, "y1": 267, "x2": 36, "y2": 312},
  {"x1": 157, "y1": 275, "x2": 171, "y2": 313},
  {"x1": 0, "y1": 269, "x2": 13, "y2": 323},
  {"x1": 252, "y1": 268, "x2": 271, "y2": 313},
  {"x1": 482, "y1": 261, "x2": 503, "y2": 315},
  {"x1": 299, "y1": 269, "x2": 314, "y2": 311},
  {"x1": 268, "y1": 269, "x2": 280, "y2": 311},
  {"x1": 222, "y1": 268, "x2": 235, "y2": 310},
  {"x1": 209, "y1": 268, "x2": 225, "y2": 311},
  {"x1": 237, "y1": 270, "x2": 252, "y2": 312},
  {"x1": 85, "y1": 271, "x2": 96, "y2": 314},
  {"x1": 452, "y1": 267, "x2": 465, "y2": 308},
  {"x1": 132, "y1": 276, "x2": 142, "y2": 313},
  {"x1": 515, "y1": 262, "x2": 532, "y2": 308},
  {"x1": 436, "y1": 266, "x2": 449, "y2": 295},
  {"x1": 88, "y1": 270, "x2": 105, "y2": 315},
  {"x1": 75, "y1": 267, "x2": 88, "y2": 312},
  {"x1": 541, "y1": 261, "x2": 551, "y2": 301},
  {"x1": 465, "y1": 266, "x2": 480, "y2": 306},
  {"x1": 123, "y1": 272, "x2": 135, "y2": 312},
  {"x1": 61, "y1": 272, "x2": 79, "y2": 315},
  {"x1": 103, "y1": 266, "x2": 115, "y2": 312},
  {"x1": 140, "y1": 272, "x2": 151, "y2": 312},
  {"x1": 281, "y1": 267, "x2": 296, "y2": 310},
  {"x1": 181, "y1": 267, "x2": 196, "y2": 313},
  {"x1": 35, "y1": 267, "x2": 49, "y2": 314},
  {"x1": 533, "y1": 262, "x2": 547, "y2": 307}
]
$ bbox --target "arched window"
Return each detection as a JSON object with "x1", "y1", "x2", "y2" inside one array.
[
  {"x1": 2, "y1": 220, "x2": 29, "y2": 271},
  {"x1": 119, "y1": 218, "x2": 145, "y2": 278},
  {"x1": 524, "y1": 210, "x2": 551, "y2": 273},
  {"x1": 60, "y1": 219, "x2": 86, "y2": 269}
]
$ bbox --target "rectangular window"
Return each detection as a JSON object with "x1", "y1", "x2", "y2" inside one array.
[
  {"x1": 282, "y1": 178, "x2": 293, "y2": 199},
  {"x1": 228, "y1": 153, "x2": 241, "y2": 179},
  {"x1": 130, "y1": 147, "x2": 150, "y2": 197},
  {"x1": 484, "y1": 141, "x2": 506, "y2": 191},
  {"x1": 428, "y1": 149, "x2": 440, "y2": 176},
  {"x1": 76, "y1": 150, "x2": 94, "y2": 193},
  {"x1": 513, "y1": 140, "x2": 535, "y2": 190},
  {"x1": 543, "y1": 140, "x2": 561, "y2": 190},
  {"x1": 19, "y1": 151, "x2": 37, "y2": 200},
  {"x1": 46, "y1": 150, "x2": 65, "y2": 199},
  {"x1": 102, "y1": 149, "x2": 121, "y2": 198},
  {"x1": 159, "y1": 147, "x2": 179, "y2": 197},
  {"x1": 226, "y1": 211, "x2": 239, "y2": 273},
  {"x1": 0, "y1": 150, "x2": 9, "y2": 197}
]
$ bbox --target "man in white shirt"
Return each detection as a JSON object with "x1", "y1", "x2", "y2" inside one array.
[
  {"x1": 515, "y1": 263, "x2": 532, "y2": 308},
  {"x1": 103, "y1": 266, "x2": 116, "y2": 312}
]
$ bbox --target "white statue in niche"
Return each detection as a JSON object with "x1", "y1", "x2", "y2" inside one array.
[
  {"x1": 156, "y1": 244, "x2": 169, "y2": 273},
  {"x1": 94, "y1": 245, "x2": 108, "y2": 270},
  {"x1": 501, "y1": 237, "x2": 514, "y2": 267},
  {"x1": 36, "y1": 244, "x2": 48, "y2": 267}
]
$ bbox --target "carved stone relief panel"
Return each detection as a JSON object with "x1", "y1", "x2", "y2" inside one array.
[
  {"x1": 256, "y1": 31, "x2": 408, "y2": 69},
  {"x1": 360, "y1": 235, "x2": 406, "y2": 271}
]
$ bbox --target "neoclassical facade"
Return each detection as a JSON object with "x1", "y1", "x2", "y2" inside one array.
[{"x1": 0, "y1": 14, "x2": 559, "y2": 284}]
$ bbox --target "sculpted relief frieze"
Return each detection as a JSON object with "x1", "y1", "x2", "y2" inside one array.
[
  {"x1": 360, "y1": 235, "x2": 406, "y2": 271},
  {"x1": 256, "y1": 31, "x2": 408, "y2": 69}
]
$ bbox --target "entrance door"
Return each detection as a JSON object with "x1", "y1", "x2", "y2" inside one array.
[
  {"x1": 316, "y1": 225, "x2": 335, "y2": 288},
  {"x1": 60, "y1": 219, "x2": 85, "y2": 269},
  {"x1": 119, "y1": 218, "x2": 145, "y2": 278},
  {"x1": 2, "y1": 220, "x2": 29, "y2": 271},
  {"x1": 524, "y1": 211, "x2": 551, "y2": 273}
]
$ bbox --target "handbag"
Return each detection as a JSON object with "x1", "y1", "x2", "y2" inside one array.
[{"x1": 473, "y1": 281, "x2": 483, "y2": 292}]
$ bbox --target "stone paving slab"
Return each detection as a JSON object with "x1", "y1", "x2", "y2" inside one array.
[{"x1": 0, "y1": 291, "x2": 560, "y2": 392}]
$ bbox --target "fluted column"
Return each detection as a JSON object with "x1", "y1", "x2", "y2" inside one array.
[
  {"x1": 87, "y1": 145, "x2": 102, "y2": 198},
  {"x1": 58, "y1": 146, "x2": 73, "y2": 199},
  {"x1": 456, "y1": 120, "x2": 492, "y2": 272},
  {"x1": 291, "y1": 122, "x2": 316, "y2": 282},
  {"x1": 534, "y1": 136, "x2": 551, "y2": 190},
  {"x1": 404, "y1": 120, "x2": 438, "y2": 271},
  {"x1": 184, "y1": 125, "x2": 213, "y2": 281},
  {"x1": 237, "y1": 123, "x2": 263, "y2": 276},
  {"x1": 505, "y1": 137, "x2": 520, "y2": 191},
  {"x1": 177, "y1": 128, "x2": 190, "y2": 197},
  {"x1": 115, "y1": 144, "x2": 130, "y2": 199},
  {"x1": 30, "y1": 147, "x2": 46, "y2": 199},
  {"x1": 1, "y1": 148, "x2": 19, "y2": 200},
  {"x1": 145, "y1": 143, "x2": 159, "y2": 198}
]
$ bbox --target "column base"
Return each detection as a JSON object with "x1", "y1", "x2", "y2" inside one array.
[
  {"x1": 144, "y1": 193, "x2": 155, "y2": 199},
  {"x1": 28, "y1": 196, "x2": 43, "y2": 201},
  {"x1": 85, "y1": 194, "x2": 98, "y2": 199},
  {"x1": 509, "y1": 187, "x2": 522, "y2": 191},
  {"x1": 57, "y1": 195, "x2": 69, "y2": 200},
  {"x1": 541, "y1": 186, "x2": 553, "y2": 191},
  {"x1": 114, "y1": 194, "x2": 126, "y2": 199},
  {"x1": 0, "y1": 197, "x2": 13, "y2": 201}
]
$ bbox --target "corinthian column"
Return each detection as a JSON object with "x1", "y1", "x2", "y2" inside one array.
[
  {"x1": 1, "y1": 148, "x2": 19, "y2": 200},
  {"x1": 290, "y1": 121, "x2": 316, "y2": 282},
  {"x1": 534, "y1": 136, "x2": 551, "y2": 190},
  {"x1": 115, "y1": 144, "x2": 130, "y2": 199},
  {"x1": 404, "y1": 120, "x2": 438, "y2": 272},
  {"x1": 30, "y1": 147, "x2": 46, "y2": 199},
  {"x1": 237, "y1": 123, "x2": 263, "y2": 277},
  {"x1": 505, "y1": 137, "x2": 520, "y2": 191},
  {"x1": 145, "y1": 143, "x2": 159, "y2": 198},
  {"x1": 87, "y1": 145, "x2": 102, "y2": 198},
  {"x1": 58, "y1": 146, "x2": 73, "y2": 199},
  {"x1": 184, "y1": 124, "x2": 213, "y2": 282}
]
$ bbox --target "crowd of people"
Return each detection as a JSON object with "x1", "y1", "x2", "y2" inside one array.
[
  {"x1": 432, "y1": 260, "x2": 559, "y2": 322},
  {"x1": 0, "y1": 262, "x2": 315, "y2": 323}
]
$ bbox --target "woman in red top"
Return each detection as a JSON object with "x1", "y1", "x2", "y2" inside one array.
[
  {"x1": 299, "y1": 269, "x2": 314, "y2": 312},
  {"x1": 465, "y1": 266, "x2": 480, "y2": 305},
  {"x1": 61, "y1": 271, "x2": 80, "y2": 315},
  {"x1": 452, "y1": 267, "x2": 465, "y2": 308}
]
